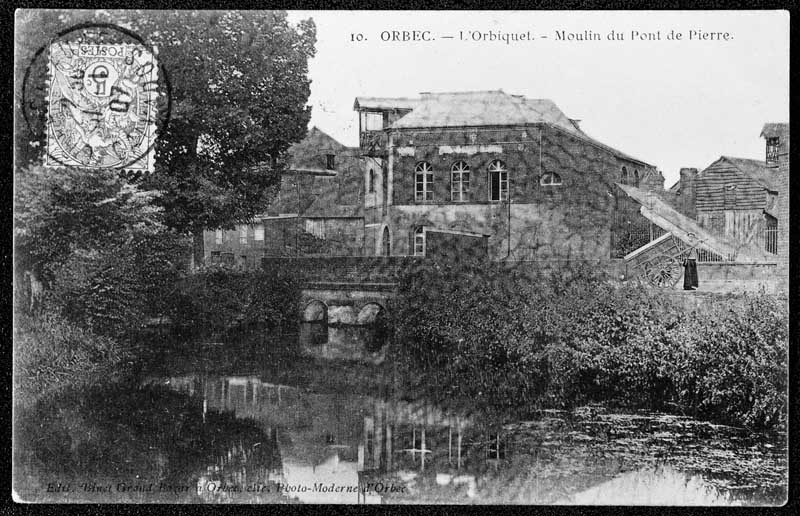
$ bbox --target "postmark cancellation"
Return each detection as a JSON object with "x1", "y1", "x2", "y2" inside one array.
[{"x1": 45, "y1": 41, "x2": 159, "y2": 172}]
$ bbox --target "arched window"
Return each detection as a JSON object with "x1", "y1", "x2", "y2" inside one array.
[
  {"x1": 381, "y1": 227, "x2": 390, "y2": 256},
  {"x1": 451, "y1": 161, "x2": 470, "y2": 202},
  {"x1": 621, "y1": 166, "x2": 628, "y2": 185},
  {"x1": 488, "y1": 160, "x2": 508, "y2": 201},
  {"x1": 415, "y1": 161, "x2": 433, "y2": 202},
  {"x1": 413, "y1": 226, "x2": 425, "y2": 256},
  {"x1": 634, "y1": 169, "x2": 640, "y2": 187},
  {"x1": 369, "y1": 169, "x2": 375, "y2": 193},
  {"x1": 540, "y1": 172, "x2": 562, "y2": 186}
]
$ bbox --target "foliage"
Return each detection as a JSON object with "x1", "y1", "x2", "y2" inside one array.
[
  {"x1": 15, "y1": 10, "x2": 317, "y2": 236},
  {"x1": 167, "y1": 266, "x2": 301, "y2": 332},
  {"x1": 12, "y1": 10, "x2": 315, "y2": 406},
  {"x1": 15, "y1": 164, "x2": 191, "y2": 337},
  {"x1": 13, "y1": 313, "x2": 133, "y2": 408},
  {"x1": 393, "y1": 263, "x2": 788, "y2": 430},
  {"x1": 134, "y1": 10, "x2": 317, "y2": 234},
  {"x1": 13, "y1": 382, "x2": 289, "y2": 503}
]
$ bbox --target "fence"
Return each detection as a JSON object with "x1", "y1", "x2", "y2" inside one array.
[
  {"x1": 761, "y1": 227, "x2": 778, "y2": 255},
  {"x1": 611, "y1": 223, "x2": 668, "y2": 259}
]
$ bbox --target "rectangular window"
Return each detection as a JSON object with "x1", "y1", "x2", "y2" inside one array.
[
  {"x1": 365, "y1": 112, "x2": 383, "y2": 131},
  {"x1": 451, "y1": 172, "x2": 470, "y2": 202},
  {"x1": 215, "y1": 229, "x2": 223, "y2": 245},
  {"x1": 414, "y1": 232, "x2": 425, "y2": 256},
  {"x1": 766, "y1": 137, "x2": 779, "y2": 164},
  {"x1": 415, "y1": 172, "x2": 433, "y2": 202},
  {"x1": 326, "y1": 154, "x2": 335, "y2": 170},
  {"x1": 239, "y1": 225, "x2": 248, "y2": 245},
  {"x1": 254, "y1": 224, "x2": 264, "y2": 241},
  {"x1": 489, "y1": 171, "x2": 508, "y2": 201}
]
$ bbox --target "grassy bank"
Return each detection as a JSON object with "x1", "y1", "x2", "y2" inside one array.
[
  {"x1": 13, "y1": 313, "x2": 135, "y2": 411},
  {"x1": 391, "y1": 262, "x2": 788, "y2": 431}
]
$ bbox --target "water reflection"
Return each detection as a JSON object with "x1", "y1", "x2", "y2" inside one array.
[
  {"x1": 14, "y1": 325, "x2": 786, "y2": 505},
  {"x1": 157, "y1": 374, "x2": 787, "y2": 505},
  {"x1": 298, "y1": 322, "x2": 386, "y2": 363}
]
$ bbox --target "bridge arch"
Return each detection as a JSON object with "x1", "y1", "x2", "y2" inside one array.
[
  {"x1": 303, "y1": 299, "x2": 328, "y2": 323},
  {"x1": 356, "y1": 302, "x2": 387, "y2": 325}
]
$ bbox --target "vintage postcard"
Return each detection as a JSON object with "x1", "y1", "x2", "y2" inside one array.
[{"x1": 13, "y1": 10, "x2": 788, "y2": 505}]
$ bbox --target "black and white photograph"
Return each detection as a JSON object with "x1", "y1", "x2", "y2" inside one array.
[{"x1": 12, "y1": 9, "x2": 789, "y2": 505}]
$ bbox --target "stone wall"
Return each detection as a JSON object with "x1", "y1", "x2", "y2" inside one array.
[
  {"x1": 378, "y1": 123, "x2": 659, "y2": 260},
  {"x1": 262, "y1": 256, "x2": 420, "y2": 284},
  {"x1": 424, "y1": 230, "x2": 489, "y2": 263},
  {"x1": 776, "y1": 137, "x2": 789, "y2": 292}
]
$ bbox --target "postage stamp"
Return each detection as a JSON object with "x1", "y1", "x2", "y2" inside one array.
[{"x1": 45, "y1": 41, "x2": 159, "y2": 172}]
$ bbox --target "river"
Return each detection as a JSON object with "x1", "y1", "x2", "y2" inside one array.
[{"x1": 13, "y1": 323, "x2": 787, "y2": 504}]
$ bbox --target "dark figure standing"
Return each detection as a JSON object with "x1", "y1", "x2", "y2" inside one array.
[{"x1": 683, "y1": 247, "x2": 699, "y2": 290}]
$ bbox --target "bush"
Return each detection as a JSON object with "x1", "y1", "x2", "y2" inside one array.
[
  {"x1": 13, "y1": 313, "x2": 133, "y2": 407},
  {"x1": 168, "y1": 266, "x2": 301, "y2": 332},
  {"x1": 392, "y1": 263, "x2": 788, "y2": 429},
  {"x1": 45, "y1": 231, "x2": 190, "y2": 339},
  {"x1": 668, "y1": 293, "x2": 788, "y2": 429}
]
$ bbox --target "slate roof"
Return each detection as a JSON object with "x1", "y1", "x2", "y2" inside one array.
[
  {"x1": 760, "y1": 122, "x2": 789, "y2": 139},
  {"x1": 388, "y1": 91, "x2": 581, "y2": 133},
  {"x1": 718, "y1": 156, "x2": 778, "y2": 192},
  {"x1": 287, "y1": 126, "x2": 348, "y2": 173},
  {"x1": 263, "y1": 127, "x2": 363, "y2": 218},
  {"x1": 374, "y1": 90, "x2": 651, "y2": 166}
]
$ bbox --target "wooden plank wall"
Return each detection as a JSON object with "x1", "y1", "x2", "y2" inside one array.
[
  {"x1": 697, "y1": 209, "x2": 766, "y2": 246},
  {"x1": 695, "y1": 162, "x2": 766, "y2": 212}
]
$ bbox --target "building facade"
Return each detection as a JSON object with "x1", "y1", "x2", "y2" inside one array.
[
  {"x1": 355, "y1": 90, "x2": 664, "y2": 261},
  {"x1": 761, "y1": 123, "x2": 790, "y2": 289},
  {"x1": 203, "y1": 127, "x2": 365, "y2": 268},
  {"x1": 668, "y1": 125, "x2": 785, "y2": 258}
]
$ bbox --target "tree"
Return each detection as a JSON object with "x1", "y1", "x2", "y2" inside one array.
[
  {"x1": 15, "y1": 10, "x2": 317, "y2": 264},
  {"x1": 14, "y1": 164, "x2": 190, "y2": 329},
  {"x1": 132, "y1": 11, "x2": 317, "y2": 262}
]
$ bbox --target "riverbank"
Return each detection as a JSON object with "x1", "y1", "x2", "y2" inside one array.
[
  {"x1": 13, "y1": 313, "x2": 136, "y2": 412},
  {"x1": 391, "y1": 262, "x2": 788, "y2": 431}
]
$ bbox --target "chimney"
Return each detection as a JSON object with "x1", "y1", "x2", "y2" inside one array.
[{"x1": 679, "y1": 168, "x2": 698, "y2": 219}]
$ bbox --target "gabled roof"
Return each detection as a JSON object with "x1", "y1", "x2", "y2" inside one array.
[
  {"x1": 713, "y1": 156, "x2": 778, "y2": 192},
  {"x1": 286, "y1": 126, "x2": 349, "y2": 173},
  {"x1": 760, "y1": 122, "x2": 789, "y2": 139}
]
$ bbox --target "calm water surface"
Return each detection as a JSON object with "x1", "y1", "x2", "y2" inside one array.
[{"x1": 14, "y1": 323, "x2": 788, "y2": 504}]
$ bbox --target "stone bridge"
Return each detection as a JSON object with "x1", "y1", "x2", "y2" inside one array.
[{"x1": 262, "y1": 257, "x2": 421, "y2": 325}]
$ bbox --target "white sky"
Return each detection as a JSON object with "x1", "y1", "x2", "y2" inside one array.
[{"x1": 287, "y1": 10, "x2": 789, "y2": 188}]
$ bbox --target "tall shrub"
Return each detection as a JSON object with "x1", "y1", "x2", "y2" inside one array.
[
  {"x1": 168, "y1": 267, "x2": 301, "y2": 332},
  {"x1": 393, "y1": 262, "x2": 788, "y2": 429}
]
